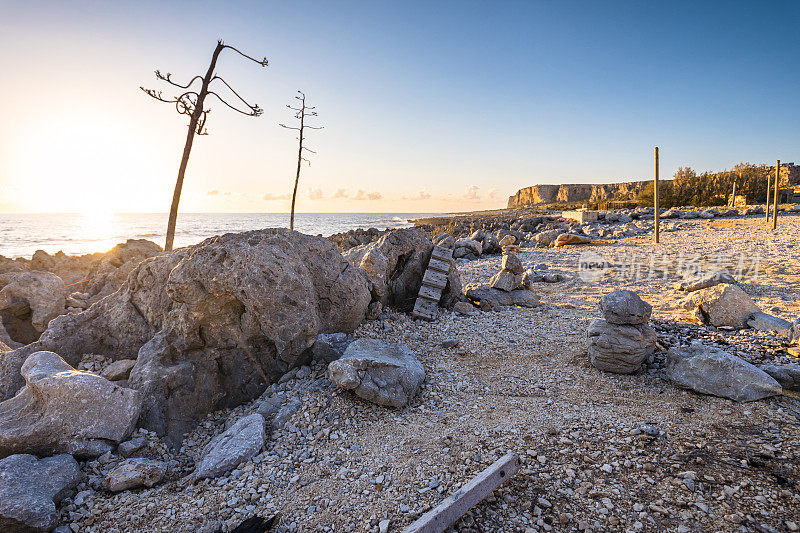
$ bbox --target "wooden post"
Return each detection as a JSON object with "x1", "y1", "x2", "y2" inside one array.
[
  {"x1": 654, "y1": 147, "x2": 660, "y2": 244},
  {"x1": 765, "y1": 170, "x2": 772, "y2": 221},
  {"x1": 402, "y1": 452, "x2": 521, "y2": 533},
  {"x1": 773, "y1": 160, "x2": 780, "y2": 230}
]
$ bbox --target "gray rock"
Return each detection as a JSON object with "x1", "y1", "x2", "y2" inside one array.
[
  {"x1": 0, "y1": 271, "x2": 67, "y2": 344},
  {"x1": 453, "y1": 239, "x2": 482, "y2": 257},
  {"x1": 193, "y1": 414, "x2": 266, "y2": 481},
  {"x1": 746, "y1": 312, "x2": 792, "y2": 336},
  {"x1": 501, "y1": 253, "x2": 524, "y2": 275},
  {"x1": 599, "y1": 290, "x2": 652, "y2": 325},
  {"x1": 453, "y1": 302, "x2": 478, "y2": 316},
  {"x1": 587, "y1": 319, "x2": 657, "y2": 374},
  {"x1": 677, "y1": 272, "x2": 737, "y2": 292},
  {"x1": 760, "y1": 364, "x2": 800, "y2": 391},
  {"x1": 311, "y1": 332, "x2": 353, "y2": 364},
  {"x1": 255, "y1": 394, "x2": 285, "y2": 423},
  {"x1": 272, "y1": 397, "x2": 302, "y2": 430},
  {"x1": 117, "y1": 436, "x2": 147, "y2": 457},
  {"x1": 0, "y1": 351, "x2": 140, "y2": 459},
  {"x1": 442, "y1": 339, "x2": 460, "y2": 349},
  {"x1": 667, "y1": 342, "x2": 781, "y2": 402},
  {"x1": 328, "y1": 338, "x2": 425, "y2": 408},
  {"x1": 683, "y1": 284, "x2": 760, "y2": 329},
  {"x1": 0, "y1": 453, "x2": 80, "y2": 532},
  {"x1": 100, "y1": 359, "x2": 137, "y2": 381},
  {"x1": 532, "y1": 229, "x2": 564, "y2": 247},
  {"x1": 432, "y1": 233, "x2": 455, "y2": 249},
  {"x1": 554, "y1": 234, "x2": 592, "y2": 247},
  {"x1": 102, "y1": 458, "x2": 166, "y2": 492},
  {"x1": 464, "y1": 284, "x2": 541, "y2": 309},
  {"x1": 791, "y1": 318, "x2": 800, "y2": 345},
  {"x1": 489, "y1": 270, "x2": 521, "y2": 292}
]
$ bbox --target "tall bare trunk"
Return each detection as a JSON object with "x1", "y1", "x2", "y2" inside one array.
[{"x1": 289, "y1": 104, "x2": 305, "y2": 231}]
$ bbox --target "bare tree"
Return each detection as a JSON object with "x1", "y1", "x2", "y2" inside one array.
[
  {"x1": 279, "y1": 91, "x2": 322, "y2": 231},
  {"x1": 141, "y1": 40, "x2": 268, "y2": 251}
]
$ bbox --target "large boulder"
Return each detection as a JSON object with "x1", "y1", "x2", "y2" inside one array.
[
  {"x1": 193, "y1": 413, "x2": 266, "y2": 481},
  {"x1": 600, "y1": 290, "x2": 652, "y2": 325},
  {"x1": 683, "y1": 284, "x2": 760, "y2": 328},
  {"x1": 0, "y1": 271, "x2": 67, "y2": 345},
  {"x1": 0, "y1": 351, "x2": 140, "y2": 459},
  {"x1": 0, "y1": 453, "x2": 81, "y2": 533},
  {"x1": 344, "y1": 228, "x2": 461, "y2": 311},
  {"x1": 452, "y1": 239, "x2": 482, "y2": 260},
  {"x1": 666, "y1": 342, "x2": 781, "y2": 402},
  {"x1": 532, "y1": 229, "x2": 564, "y2": 247},
  {"x1": 554, "y1": 234, "x2": 592, "y2": 247},
  {"x1": 587, "y1": 319, "x2": 657, "y2": 374},
  {"x1": 760, "y1": 364, "x2": 800, "y2": 391},
  {"x1": 1, "y1": 230, "x2": 371, "y2": 446},
  {"x1": 746, "y1": 312, "x2": 793, "y2": 336},
  {"x1": 328, "y1": 338, "x2": 425, "y2": 408}
]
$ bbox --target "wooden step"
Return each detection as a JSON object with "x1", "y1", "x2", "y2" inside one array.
[
  {"x1": 422, "y1": 269, "x2": 448, "y2": 290},
  {"x1": 412, "y1": 296, "x2": 439, "y2": 321},
  {"x1": 417, "y1": 283, "x2": 442, "y2": 301},
  {"x1": 427, "y1": 256, "x2": 451, "y2": 273},
  {"x1": 431, "y1": 246, "x2": 453, "y2": 262}
]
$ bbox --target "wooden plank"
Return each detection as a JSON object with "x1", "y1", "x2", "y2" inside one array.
[
  {"x1": 427, "y1": 257, "x2": 451, "y2": 274},
  {"x1": 431, "y1": 246, "x2": 453, "y2": 262},
  {"x1": 402, "y1": 452, "x2": 521, "y2": 533},
  {"x1": 422, "y1": 269, "x2": 448, "y2": 290},
  {"x1": 412, "y1": 297, "x2": 439, "y2": 321},
  {"x1": 418, "y1": 284, "x2": 442, "y2": 301}
]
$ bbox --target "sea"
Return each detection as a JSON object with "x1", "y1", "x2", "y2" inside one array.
[{"x1": 0, "y1": 213, "x2": 441, "y2": 259}]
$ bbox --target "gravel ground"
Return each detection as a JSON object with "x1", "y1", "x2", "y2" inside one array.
[{"x1": 58, "y1": 214, "x2": 800, "y2": 533}]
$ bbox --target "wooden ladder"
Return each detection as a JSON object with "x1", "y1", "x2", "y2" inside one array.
[{"x1": 412, "y1": 245, "x2": 453, "y2": 321}]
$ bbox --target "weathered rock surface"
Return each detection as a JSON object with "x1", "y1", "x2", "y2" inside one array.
[
  {"x1": 667, "y1": 342, "x2": 781, "y2": 402},
  {"x1": 760, "y1": 364, "x2": 800, "y2": 391},
  {"x1": 103, "y1": 458, "x2": 167, "y2": 492},
  {"x1": 0, "y1": 271, "x2": 67, "y2": 344},
  {"x1": 600, "y1": 290, "x2": 652, "y2": 325},
  {"x1": 489, "y1": 270, "x2": 522, "y2": 292},
  {"x1": 344, "y1": 228, "x2": 461, "y2": 311},
  {"x1": 311, "y1": 333, "x2": 354, "y2": 364},
  {"x1": 1, "y1": 230, "x2": 372, "y2": 446},
  {"x1": 453, "y1": 301, "x2": 478, "y2": 316},
  {"x1": 746, "y1": 312, "x2": 793, "y2": 336},
  {"x1": 532, "y1": 229, "x2": 564, "y2": 247},
  {"x1": 0, "y1": 453, "x2": 80, "y2": 532},
  {"x1": 791, "y1": 318, "x2": 800, "y2": 345},
  {"x1": 677, "y1": 272, "x2": 737, "y2": 292},
  {"x1": 193, "y1": 414, "x2": 266, "y2": 481},
  {"x1": 452, "y1": 239, "x2": 482, "y2": 260},
  {"x1": 587, "y1": 319, "x2": 657, "y2": 374},
  {"x1": 0, "y1": 351, "x2": 140, "y2": 459},
  {"x1": 328, "y1": 338, "x2": 424, "y2": 408},
  {"x1": 464, "y1": 284, "x2": 541, "y2": 309},
  {"x1": 684, "y1": 283, "x2": 760, "y2": 328}
]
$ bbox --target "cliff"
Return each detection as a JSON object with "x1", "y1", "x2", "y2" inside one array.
[{"x1": 507, "y1": 180, "x2": 651, "y2": 208}]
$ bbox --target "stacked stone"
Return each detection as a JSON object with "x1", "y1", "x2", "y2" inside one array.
[
  {"x1": 587, "y1": 290, "x2": 657, "y2": 374},
  {"x1": 488, "y1": 236, "x2": 525, "y2": 292}
]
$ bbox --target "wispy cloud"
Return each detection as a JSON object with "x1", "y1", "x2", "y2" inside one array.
[
  {"x1": 307, "y1": 187, "x2": 323, "y2": 200},
  {"x1": 207, "y1": 190, "x2": 220, "y2": 196},
  {"x1": 263, "y1": 192, "x2": 291, "y2": 201},
  {"x1": 333, "y1": 188, "x2": 349, "y2": 199},
  {"x1": 462, "y1": 185, "x2": 480, "y2": 200},
  {"x1": 488, "y1": 188, "x2": 498, "y2": 199},
  {"x1": 351, "y1": 189, "x2": 383, "y2": 201},
  {"x1": 401, "y1": 190, "x2": 431, "y2": 200}
]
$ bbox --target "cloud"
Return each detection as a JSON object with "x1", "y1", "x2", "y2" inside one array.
[
  {"x1": 263, "y1": 192, "x2": 291, "y2": 201},
  {"x1": 307, "y1": 187, "x2": 323, "y2": 200},
  {"x1": 333, "y1": 188, "x2": 349, "y2": 198},
  {"x1": 462, "y1": 185, "x2": 480, "y2": 200},
  {"x1": 401, "y1": 190, "x2": 432, "y2": 201},
  {"x1": 488, "y1": 188, "x2": 499, "y2": 199},
  {"x1": 351, "y1": 189, "x2": 383, "y2": 201},
  {"x1": 207, "y1": 190, "x2": 220, "y2": 196}
]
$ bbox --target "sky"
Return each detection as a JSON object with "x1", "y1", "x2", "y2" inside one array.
[{"x1": 0, "y1": 0, "x2": 798, "y2": 214}]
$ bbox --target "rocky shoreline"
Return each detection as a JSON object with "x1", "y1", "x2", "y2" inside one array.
[{"x1": 0, "y1": 206, "x2": 799, "y2": 532}]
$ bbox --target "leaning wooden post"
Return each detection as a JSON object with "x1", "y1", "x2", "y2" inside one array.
[
  {"x1": 765, "y1": 170, "x2": 772, "y2": 221},
  {"x1": 654, "y1": 146, "x2": 660, "y2": 244},
  {"x1": 773, "y1": 160, "x2": 780, "y2": 230}
]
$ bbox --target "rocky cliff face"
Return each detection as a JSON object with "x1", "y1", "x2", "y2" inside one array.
[{"x1": 507, "y1": 180, "x2": 651, "y2": 208}]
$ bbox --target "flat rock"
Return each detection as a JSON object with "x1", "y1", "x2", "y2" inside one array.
[
  {"x1": 489, "y1": 270, "x2": 521, "y2": 292},
  {"x1": 193, "y1": 414, "x2": 266, "y2": 481},
  {"x1": 684, "y1": 283, "x2": 760, "y2": 329},
  {"x1": 465, "y1": 284, "x2": 541, "y2": 309},
  {"x1": 746, "y1": 312, "x2": 792, "y2": 336},
  {"x1": 328, "y1": 338, "x2": 425, "y2": 408},
  {"x1": 117, "y1": 436, "x2": 147, "y2": 457},
  {"x1": 677, "y1": 272, "x2": 737, "y2": 292},
  {"x1": 667, "y1": 342, "x2": 781, "y2": 402},
  {"x1": 554, "y1": 234, "x2": 592, "y2": 247},
  {"x1": 311, "y1": 332, "x2": 353, "y2": 364},
  {"x1": 103, "y1": 458, "x2": 166, "y2": 492},
  {"x1": 453, "y1": 301, "x2": 478, "y2": 316},
  {"x1": 599, "y1": 290, "x2": 652, "y2": 325},
  {"x1": 760, "y1": 364, "x2": 800, "y2": 391},
  {"x1": 587, "y1": 319, "x2": 657, "y2": 374},
  {"x1": 0, "y1": 453, "x2": 80, "y2": 532},
  {"x1": 0, "y1": 351, "x2": 140, "y2": 459}
]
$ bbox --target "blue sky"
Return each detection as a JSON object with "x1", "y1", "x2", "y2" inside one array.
[{"x1": 0, "y1": 0, "x2": 797, "y2": 212}]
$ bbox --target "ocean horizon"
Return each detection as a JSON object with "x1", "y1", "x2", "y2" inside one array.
[{"x1": 0, "y1": 212, "x2": 442, "y2": 258}]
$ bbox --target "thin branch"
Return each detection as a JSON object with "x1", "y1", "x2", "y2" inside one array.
[
  {"x1": 140, "y1": 87, "x2": 179, "y2": 104},
  {"x1": 304, "y1": 125, "x2": 324, "y2": 130},
  {"x1": 302, "y1": 147, "x2": 317, "y2": 154},
  {"x1": 221, "y1": 44, "x2": 269, "y2": 67},
  {"x1": 211, "y1": 76, "x2": 261, "y2": 110},
  {"x1": 155, "y1": 71, "x2": 203, "y2": 89},
  {"x1": 279, "y1": 124, "x2": 301, "y2": 130},
  {"x1": 207, "y1": 92, "x2": 263, "y2": 116}
]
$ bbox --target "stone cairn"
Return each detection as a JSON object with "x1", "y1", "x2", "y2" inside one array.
[
  {"x1": 586, "y1": 290, "x2": 657, "y2": 374},
  {"x1": 489, "y1": 236, "x2": 526, "y2": 292}
]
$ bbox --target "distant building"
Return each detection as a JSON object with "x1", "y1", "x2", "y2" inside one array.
[{"x1": 780, "y1": 187, "x2": 800, "y2": 204}]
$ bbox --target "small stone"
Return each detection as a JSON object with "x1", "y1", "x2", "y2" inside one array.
[
  {"x1": 441, "y1": 339, "x2": 461, "y2": 349},
  {"x1": 102, "y1": 458, "x2": 166, "y2": 492},
  {"x1": 379, "y1": 519, "x2": 390, "y2": 533},
  {"x1": 453, "y1": 302, "x2": 478, "y2": 316}
]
